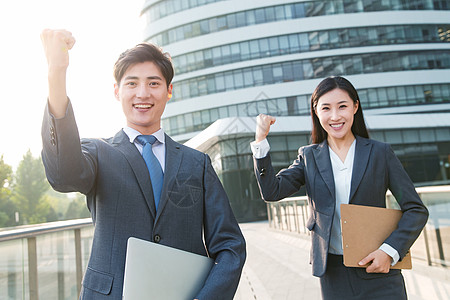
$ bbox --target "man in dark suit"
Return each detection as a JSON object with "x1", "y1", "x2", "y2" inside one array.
[{"x1": 40, "y1": 29, "x2": 246, "y2": 300}]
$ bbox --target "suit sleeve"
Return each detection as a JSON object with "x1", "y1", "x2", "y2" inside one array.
[
  {"x1": 195, "y1": 154, "x2": 246, "y2": 300},
  {"x1": 383, "y1": 144, "x2": 429, "y2": 259},
  {"x1": 253, "y1": 148, "x2": 307, "y2": 202},
  {"x1": 41, "y1": 100, "x2": 97, "y2": 195}
]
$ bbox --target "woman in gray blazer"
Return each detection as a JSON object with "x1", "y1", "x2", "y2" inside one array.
[{"x1": 252, "y1": 76, "x2": 428, "y2": 299}]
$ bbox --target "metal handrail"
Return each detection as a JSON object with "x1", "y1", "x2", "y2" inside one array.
[
  {"x1": 266, "y1": 185, "x2": 450, "y2": 267},
  {"x1": 0, "y1": 218, "x2": 94, "y2": 300},
  {"x1": 272, "y1": 185, "x2": 450, "y2": 201},
  {"x1": 0, "y1": 218, "x2": 92, "y2": 242}
]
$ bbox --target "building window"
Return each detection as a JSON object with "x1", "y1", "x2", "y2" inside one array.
[
  {"x1": 163, "y1": 83, "x2": 450, "y2": 136},
  {"x1": 172, "y1": 24, "x2": 450, "y2": 75},
  {"x1": 146, "y1": 2, "x2": 449, "y2": 46},
  {"x1": 173, "y1": 51, "x2": 449, "y2": 101}
]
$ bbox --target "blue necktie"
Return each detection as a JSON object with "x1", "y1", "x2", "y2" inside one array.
[{"x1": 136, "y1": 135, "x2": 164, "y2": 210}]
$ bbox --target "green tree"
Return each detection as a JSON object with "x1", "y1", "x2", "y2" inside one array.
[
  {"x1": 0, "y1": 155, "x2": 16, "y2": 227},
  {"x1": 12, "y1": 150, "x2": 51, "y2": 225},
  {"x1": 46, "y1": 189, "x2": 72, "y2": 220},
  {"x1": 65, "y1": 193, "x2": 90, "y2": 220}
]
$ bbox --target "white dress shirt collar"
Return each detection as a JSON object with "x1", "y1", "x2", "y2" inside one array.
[
  {"x1": 122, "y1": 127, "x2": 166, "y2": 173},
  {"x1": 122, "y1": 127, "x2": 165, "y2": 145}
]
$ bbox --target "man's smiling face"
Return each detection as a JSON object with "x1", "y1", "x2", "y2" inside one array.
[{"x1": 114, "y1": 61, "x2": 172, "y2": 135}]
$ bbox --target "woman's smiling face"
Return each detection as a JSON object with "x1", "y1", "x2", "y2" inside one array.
[{"x1": 315, "y1": 88, "x2": 359, "y2": 143}]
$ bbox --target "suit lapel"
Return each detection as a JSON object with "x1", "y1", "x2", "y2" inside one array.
[
  {"x1": 313, "y1": 140, "x2": 336, "y2": 200},
  {"x1": 155, "y1": 134, "x2": 183, "y2": 223},
  {"x1": 111, "y1": 130, "x2": 157, "y2": 219},
  {"x1": 349, "y1": 136, "x2": 372, "y2": 202}
]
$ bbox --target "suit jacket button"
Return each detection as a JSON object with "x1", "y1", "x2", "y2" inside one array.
[
  {"x1": 154, "y1": 234, "x2": 161, "y2": 243},
  {"x1": 259, "y1": 168, "x2": 266, "y2": 176}
]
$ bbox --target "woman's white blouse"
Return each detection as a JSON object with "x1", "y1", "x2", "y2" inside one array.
[{"x1": 328, "y1": 140, "x2": 356, "y2": 255}]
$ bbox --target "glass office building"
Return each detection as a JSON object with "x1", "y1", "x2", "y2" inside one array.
[{"x1": 142, "y1": 0, "x2": 450, "y2": 221}]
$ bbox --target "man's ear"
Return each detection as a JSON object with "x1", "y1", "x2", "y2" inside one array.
[
  {"x1": 167, "y1": 84, "x2": 173, "y2": 101},
  {"x1": 114, "y1": 83, "x2": 120, "y2": 101}
]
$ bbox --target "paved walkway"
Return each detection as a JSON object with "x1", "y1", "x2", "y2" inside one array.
[{"x1": 234, "y1": 221, "x2": 450, "y2": 300}]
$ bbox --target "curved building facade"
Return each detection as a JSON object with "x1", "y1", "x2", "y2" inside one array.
[{"x1": 142, "y1": 0, "x2": 450, "y2": 221}]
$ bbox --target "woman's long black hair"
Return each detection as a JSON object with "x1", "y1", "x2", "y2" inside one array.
[{"x1": 310, "y1": 76, "x2": 369, "y2": 144}]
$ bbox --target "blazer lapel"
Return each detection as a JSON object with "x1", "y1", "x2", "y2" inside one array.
[
  {"x1": 111, "y1": 130, "x2": 157, "y2": 219},
  {"x1": 349, "y1": 136, "x2": 372, "y2": 202},
  {"x1": 313, "y1": 140, "x2": 336, "y2": 200},
  {"x1": 154, "y1": 134, "x2": 183, "y2": 223}
]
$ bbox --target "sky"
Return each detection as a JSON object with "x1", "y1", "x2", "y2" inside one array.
[{"x1": 0, "y1": 0, "x2": 145, "y2": 170}]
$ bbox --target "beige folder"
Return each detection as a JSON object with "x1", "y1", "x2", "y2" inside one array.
[{"x1": 340, "y1": 204, "x2": 412, "y2": 269}]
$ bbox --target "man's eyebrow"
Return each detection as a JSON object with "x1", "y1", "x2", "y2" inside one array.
[
  {"x1": 123, "y1": 76, "x2": 138, "y2": 81},
  {"x1": 122, "y1": 75, "x2": 163, "y2": 81},
  {"x1": 146, "y1": 76, "x2": 163, "y2": 81}
]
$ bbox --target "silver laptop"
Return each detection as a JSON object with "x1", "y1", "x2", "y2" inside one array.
[{"x1": 122, "y1": 237, "x2": 214, "y2": 300}]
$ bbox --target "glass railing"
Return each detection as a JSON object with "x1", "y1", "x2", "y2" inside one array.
[
  {"x1": 0, "y1": 218, "x2": 93, "y2": 300},
  {"x1": 267, "y1": 185, "x2": 450, "y2": 267},
  {"x1": 1, "y1": 185, "x2": 448, "y2": 299}
]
